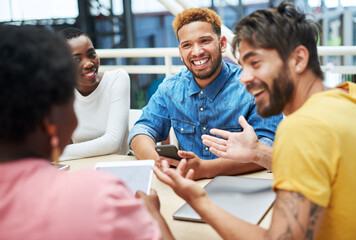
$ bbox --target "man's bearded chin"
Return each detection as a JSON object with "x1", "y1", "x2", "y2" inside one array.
[{"x1": 257, "y1": 71, "x2": 294, "y2": 118}]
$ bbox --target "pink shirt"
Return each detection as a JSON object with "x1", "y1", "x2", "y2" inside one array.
[{"x1": 0, "y1": 158, "x2": 161, "y2": 240}]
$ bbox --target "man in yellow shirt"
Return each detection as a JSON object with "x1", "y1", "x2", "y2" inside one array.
[{"x1": 154, "y1": 2, "x2": 356, "y2": 239}]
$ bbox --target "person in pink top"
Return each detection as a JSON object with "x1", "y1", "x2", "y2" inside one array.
[{"x1": 0, "y1": 25, "x2": 173, "y2": 240}]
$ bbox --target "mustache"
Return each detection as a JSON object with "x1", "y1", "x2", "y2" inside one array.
[{"x1": 246, "y1": 81, "x2": 268, "y2": 92}]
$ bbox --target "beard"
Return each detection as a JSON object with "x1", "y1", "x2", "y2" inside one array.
[
  {"x1": 183, "y1": 45, "x2": 222, "y2": 80},
  {"x1": 247, "y1": 66, "x2": 294, "y2": 118}
]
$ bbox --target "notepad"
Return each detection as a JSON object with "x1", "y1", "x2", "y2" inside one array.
[
  {"x1": 95, "y1": 160, "x2": 155, "y2": 195},
  {"x1": 173, "y1": 176, "x2": 276, "y2": 224}
]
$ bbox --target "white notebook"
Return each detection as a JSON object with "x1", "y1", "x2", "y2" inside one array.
[
  {"x1": 95, "y1": 160, "x2": 155, "y2": 194},
  {"x1": 173, "y1": 176, "x2": 276, "y2": 224}
]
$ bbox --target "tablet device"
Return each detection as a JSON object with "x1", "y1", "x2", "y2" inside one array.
[
  {"x1": 173, "y1": 176, "x2": 276, "y2": 224},
  {"x1": 95, "y1": 160, "x2": 155, "y2": 195}
]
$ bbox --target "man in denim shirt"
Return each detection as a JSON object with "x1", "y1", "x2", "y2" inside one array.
[{"x1": 129, "y1": 8, "x2": 282, "y2": 179}]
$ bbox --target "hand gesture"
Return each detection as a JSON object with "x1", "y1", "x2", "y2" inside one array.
[
  {"x1": 157, "y1": 150, "x2": 207, "y2": 180},
  {"x1": 201, "y1": 116, "x2": 259, "y2": 163},
  {"x1": 153, "y1": 159, "x2": 207, "y2": 205}
]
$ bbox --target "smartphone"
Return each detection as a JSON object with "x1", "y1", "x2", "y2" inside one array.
[
  {"x1": 52, "y1": 163, "x2": 70, "y2": 171},
  {"x1": 155, "y1": 145, "x2": 181, "y2": 160}
]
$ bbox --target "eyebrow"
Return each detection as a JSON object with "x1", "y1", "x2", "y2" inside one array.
[
  {"x1": 238, "y1": 51, "x2": 258, "y2": 66},
  {"x1": 180, "y1": 35, "x2": 213, "y2": 45},
  {"x1": 72, "y1": 48, "x2": 95, "y2": 57},
  {"x1": 87, "y1": 48, "x2": 95, "y2": 53}
]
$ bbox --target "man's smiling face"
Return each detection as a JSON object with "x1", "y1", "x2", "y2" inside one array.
[
  {"x1": 178, "y1": 21, "x2": 226, "y2": 88},
  {"x1": 238, "y1": 40, "x2": 294, "y2": 118}
]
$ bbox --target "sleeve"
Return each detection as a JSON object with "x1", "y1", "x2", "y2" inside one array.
[
  {"x1": 245, "y1": 102, "x2": 283, "y2": 147},
  {"x1": 272, "y1": 115, "x2": 340, "y2": 207},
  {"x1": 128, "y1": 79, "x2": 172, "y2": 147},
  {"x1": 85, "y1": 171, "x2": 161, "y2": 240},
  {"x1": 60, "y1": 70, "x2": 130, "y2": 160}
]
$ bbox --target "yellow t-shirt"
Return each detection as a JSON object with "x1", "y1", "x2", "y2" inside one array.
[{"x1": 272, "y1": 82, "x2": 356, "y2": 240}]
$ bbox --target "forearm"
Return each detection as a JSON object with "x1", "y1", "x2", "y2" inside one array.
[
  {"x1": 130, "y1": 134, "x2": 159, "y2": 160},
  {"x1": 252, "y1": 142, "x2": 273, "y2": 171},
  {"x1": 200, "y1": 159, "x2": 264, "y2": 179},
  {"x1": 189, "y1": 195, "x2": 267, "y2": 240}
]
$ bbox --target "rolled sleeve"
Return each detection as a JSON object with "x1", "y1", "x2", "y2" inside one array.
[{"x1": 128, "y1": 123, "x2": 161, "y2": 147}]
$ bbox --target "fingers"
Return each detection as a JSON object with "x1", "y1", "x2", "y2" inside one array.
[
  {"x1": 202, "y1": 138, "x2": 228, "y2": 152},
  {"x1": 157, "y1": 156, "x2": 180, "y2": 168},
  {"x1": 209, "y1": 128, "x2": 231, "y2": 139},
  {"x1": 185, "y1": 168, "x2": 195, "y2": 180},
  {"x1": 238, "y1": 115, "x2": 252, "y2": 130},
  {"x1": 208, "y1": 146, "x2": 227, "y2": 159},
  {"x1": 153, "y1": 165, "x2": 175, "y2": 187},
  {"x1": 176, "y1": 158, "x2": 187, "y2": 175},
  {"x1": 150, "y1": 188, "x2": 157, "y2": 195},
  {"x1": 135, "y1": 190, "x2": 146, "y2": 198},
  {"x1": 201, "y1": 134, "x2": 227, "y2": 146},
  {"x1": 166, "y1": 158, "x2": 180, "y2": 168},
  {"x1": 177, "y1": 150, "x2": 196, "y2": 159}
]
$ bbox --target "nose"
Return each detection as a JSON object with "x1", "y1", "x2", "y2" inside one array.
[
  {"x1": 192, "y1": 43, "x2": 204, "y2": 57},
  {"x1": 240, "y1": 67, "x2": 254, "y2": 86},
  {"x1": 83, "y1": 58, "x2": 94, "y2": 69}
]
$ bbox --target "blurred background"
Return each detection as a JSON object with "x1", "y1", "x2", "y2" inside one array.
[{"x1": 1, "y1": 0, "x2": 355, "y2": 108}]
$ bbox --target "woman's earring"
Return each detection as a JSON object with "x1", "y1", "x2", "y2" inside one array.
[
  {"x1": 47, "y1": 124, "x2": 60, "y2": 164},
  {"x1": 296, "y1": 66, "x2": 301, "y2": 72}
]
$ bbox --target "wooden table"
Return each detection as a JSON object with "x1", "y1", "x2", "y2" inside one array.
[{"x1": 62, "y1": 155, "x2": 273, "y2": 240}]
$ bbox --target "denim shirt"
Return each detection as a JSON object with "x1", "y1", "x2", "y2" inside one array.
[{"x1": 128, "y1": 61, "x2": 283, "y2": 160}]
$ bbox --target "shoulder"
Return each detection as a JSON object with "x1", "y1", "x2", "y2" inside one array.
[
  {"x1": 103, "y1": 69, "x2": 130, "y2": 84},
  {"x1": 101, "y1": 69, "x2": 130, "y2": 91},
  {"x1": 158, "y1": 68, "x2": 191, "y2": 92}
]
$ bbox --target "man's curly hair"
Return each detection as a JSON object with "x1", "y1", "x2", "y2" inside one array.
[{"x1": 172, "y1": 8, "x2": 222, "y2": 39}]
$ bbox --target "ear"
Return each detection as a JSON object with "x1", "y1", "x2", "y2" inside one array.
[
  {"x1": 219, "y1": 36, "x2": 227, "y2": 53},
  {"x1": 290, "y1": 45, "x2": 309, "y2": 74},
  {"x1": 41, "y1": 107, "x2": 58, "y2": 136}
]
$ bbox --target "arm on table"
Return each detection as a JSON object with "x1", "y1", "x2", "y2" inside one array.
[
  {"x1": 160, "y1": 151, "x2": 263, "y2": 180},
  {"x1": 154, "y1": 160, "x2": 325, "y2": 240},
  {"x1": 136, "y1": 189, "x2": 174, "y2": 240},
  {"x1": 60, "y1": 71, "x2": 130, "y2": 160},
  {"x1": 202, "y1": 116, "x2": 273, "y2": 170},
  {"x1": 130, "y1": 134, "x2": 159, "y2": 161}
]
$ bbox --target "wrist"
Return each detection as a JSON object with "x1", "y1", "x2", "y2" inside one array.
[{"x1": 252, "y1": 141, "x2": 272, "y2": 170}]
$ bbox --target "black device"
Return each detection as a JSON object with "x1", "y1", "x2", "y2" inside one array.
[{"x1": 155, "y1": 144, "x2": 181, "y2": 160}]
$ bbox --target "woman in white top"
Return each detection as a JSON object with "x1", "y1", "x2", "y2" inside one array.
[{"x1": 60, "y1": 28, "x2": 130, "y2": 160}]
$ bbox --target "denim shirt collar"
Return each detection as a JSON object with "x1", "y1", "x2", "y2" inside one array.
[{"x1": 187, "y1": 61, "x2": 229, "y2": 102}]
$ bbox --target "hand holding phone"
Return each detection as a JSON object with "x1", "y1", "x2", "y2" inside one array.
[{"x1": 155, "y1": 145, "x2": 181, "y2": 160}]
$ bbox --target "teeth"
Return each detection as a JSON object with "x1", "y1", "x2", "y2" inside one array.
[
  {"x1": 85, "y1": 71, "x2": 95, "y2": 77},
  {"x1": 251, "y1": 88, "x2": 264, "y2": 96},
  {"x1": 193, "y1": 58, "x2": 209, "y2": 66}
]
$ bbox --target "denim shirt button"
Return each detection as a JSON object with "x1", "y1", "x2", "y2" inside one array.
[
  {"x1": 200, "y1": 107, "x2": 204, "y2": 111},
  {"x1": 180, "y1": 128, "x2": 184, "y2": 132},
  {"x1": 200, "y1": 91, "x2": 203, "y2": 94},
  {"x1": 203, "y1": 127, "x2": 206, "y2": 130},
  {"x1": 205, "y1": 147, "x2": 209, "y2": 151}
]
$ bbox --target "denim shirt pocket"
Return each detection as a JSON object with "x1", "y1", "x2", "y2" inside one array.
[
  {"x1": 171, "y1": 118, "x2": 195, "y2": 151},
  {"x1": 219, "y1": 126, "x2": 242, "y2": 132}
]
